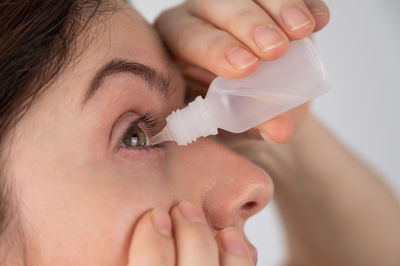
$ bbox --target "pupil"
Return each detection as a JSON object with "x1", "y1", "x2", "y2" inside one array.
[
  {"x1": 123, "y1": 126, "x2": 146, "y2": 147},
  {"x1": 131, "y1": 133, "x2": 139, "y2": 146}
]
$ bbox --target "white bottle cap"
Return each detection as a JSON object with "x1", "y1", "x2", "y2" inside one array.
[{"x1": 150, "y1": 96, "x2": 218, "y2": 146}]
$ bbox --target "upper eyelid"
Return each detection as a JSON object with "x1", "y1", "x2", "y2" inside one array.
[{"x1": 135, "y1": 112, "x2": 159, "y2": 136}]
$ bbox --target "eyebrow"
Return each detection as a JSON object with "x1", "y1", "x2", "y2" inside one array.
[{"x1": 83, "y1": 59, "x2": 172, "y2": 105}]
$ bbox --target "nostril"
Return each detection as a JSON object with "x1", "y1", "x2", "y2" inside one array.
[{"x1": 242, "y1": 201, "x2": 257, "y2": 210}]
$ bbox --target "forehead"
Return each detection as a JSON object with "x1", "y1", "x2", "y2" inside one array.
[
  {"x1": 85, "y1": 4, "x2": 172, "y2": 72},
  {"x1": 50, "y1": 3, "x2": 182, "y2": 110}
]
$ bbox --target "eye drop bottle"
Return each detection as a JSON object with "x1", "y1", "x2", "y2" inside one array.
[{"x1": 151, "y1": 38, "x2": 330, "y2": 146}]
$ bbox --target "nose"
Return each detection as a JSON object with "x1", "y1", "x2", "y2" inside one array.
[
  {"x1": 202, "y1": 147, "x2": 274, "y2": 230},
  {"x1": 168, "y1": 138, "x2": 273, "y2": 230}
]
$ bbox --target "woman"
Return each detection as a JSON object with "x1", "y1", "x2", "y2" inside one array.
[{"x1": 0, "y1": 0, "x2": 399, "y2": 266}]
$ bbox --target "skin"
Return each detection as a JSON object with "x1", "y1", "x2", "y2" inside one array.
[
  {"x1": 7, "y1": 0, "x2": 398, "y2": 265},
  {"x1": 230, "y1": 117, "x2": 400, "y2": 266},
  {"x1": 3, "y1": 0, "x2": 332, "y2": 265},
  {"x1": 155, "y1": 0, "x2": 400, "y2": 265},
  {"x1": 155, "y1": 0, "x2": 330, "y2": 143},
  {"x1": 6, "y1": 2, "x2": 273, "y2": 265}
]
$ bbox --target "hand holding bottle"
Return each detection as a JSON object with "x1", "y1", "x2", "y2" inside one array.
[
  {"x1": 155, "y1": 0, "x2": 330, "y2": 144},
  {"x1": 151, "y1": 39, "x2": 329, "y2": 146}
]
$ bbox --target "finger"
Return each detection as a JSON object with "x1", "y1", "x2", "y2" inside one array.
[
  {"x1": 255, "y1": 112, "x2": 295, "y2": 144},
  {"x1": 128, "y1": 209, "x2": 175, "y2": 266},
  {"x1": 185, "y1": 76, "x2": 209, "y2": 101},
  {"x1": 254, "y1": 0, "x2": 316, "y2": 40},
  {"x1": 215, "y1": 227, "x2": 254, "y2": 266},
  {"x1": 181, "y1": 63, "x2": 216, "y2": 85},
  {"x1": 304, "y1": 0, "x2": 330, "y2": 32},
  {"x1": 186, "y1": 0, "x2": 290, "y2": 60},
  {"x1": 171, "y1": 201, "x2": 219, "y2": 266},
  {"x1": 289, "y1": 102, "x2": 311, "y2": 128},
  {"x1": 182, "y1": 64, "x2": 216, "y2": 101},
  {"x1": 155, "y1": 6, "x2": 259, "y2": 78}
]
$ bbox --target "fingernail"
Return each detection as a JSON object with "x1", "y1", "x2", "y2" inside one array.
[
  {"x1": 152, "y1": 208, "x2": 172, "y2": 237},
  {"x1": 259, "y1": 130, "x2": 277, "y2": 144},
  {"x1": 311, "y1": 10, "x2": 330, "y2": 17},
  {"x1": 226, "y1": 47, "x2": 258, "y2": 70},
  {"x1": 219, "y1": 227, "x2": 248, "y2": 256},
  {"x1": 253, "y1": 26, "x2": 286, "y2": 52},
  {"x1": 281, "y1": 6, "x2": 312, "y2": 32},
  {"x1": 179, "y1": 201, "x2": 206, "y2": 223}
]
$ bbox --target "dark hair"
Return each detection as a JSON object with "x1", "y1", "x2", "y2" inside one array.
[{"x1": 0, "y1": 0, "x2": 111, "y2": 264}]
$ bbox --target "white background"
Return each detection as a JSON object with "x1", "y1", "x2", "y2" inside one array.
[{"x1": 130, "y1": 0, "x2": 400, "y2": 265}]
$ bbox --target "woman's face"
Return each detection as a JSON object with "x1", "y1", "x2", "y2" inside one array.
[{"x1": 8, "y1": 2, "x2": 273, "y2": 265}]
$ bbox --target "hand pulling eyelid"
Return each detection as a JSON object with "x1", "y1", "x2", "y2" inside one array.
[{"x1": 151, "y1": 38, "x2": 330, "y2": 146}]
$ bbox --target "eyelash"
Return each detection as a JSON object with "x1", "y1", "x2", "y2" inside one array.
[
  {"x1": 137, "y1": 112, "x2": 158, "y2": 135},
  {"x1": 121, "y1": 112, "x2": 166, "y2": 151}
]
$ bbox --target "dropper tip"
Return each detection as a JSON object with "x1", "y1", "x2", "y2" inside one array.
[{"x1": 150, "y1": 126, "x2": 174, "y2": 145}]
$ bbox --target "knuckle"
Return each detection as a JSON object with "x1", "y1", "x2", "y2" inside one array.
[
  {"x1": 197, "y1": 0, "x2": 214, "y2": 16},
  {"x1": 228, "y1": 7, "x2": 259, "y2": 28},
  {"x1": 236, "y1": 7, "x2": 259, "y2": 21},
  {"x1": 204, "y1": 34, "x2": 228, "y2": 58},
  {"x1": 177, "y1": 20, "x2": 208, "y2": 53},
  {"x1": 187, "y1": 0, "x2": 214, "y2": 19},
  {"x1": 154, "y1": 6, "x2": 179, "y2": 27}
]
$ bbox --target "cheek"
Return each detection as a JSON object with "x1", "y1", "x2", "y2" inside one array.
[
  {"x1": 85, "y1": 163, "x2": 175, "y2": 264},
  {"x1": 74, "y1": 162, "x2": 174, "y2": 261},
  {"x1": 15, "y1": 156, "x2": 174, "y2": 265}
]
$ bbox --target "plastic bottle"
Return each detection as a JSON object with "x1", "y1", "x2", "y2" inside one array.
[{"x1": 151, "y1": 38, "x2": 330, "y2": 146}]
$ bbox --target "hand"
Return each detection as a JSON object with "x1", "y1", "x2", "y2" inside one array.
[
  {"x1": 127, "y1": 202, "x2": 255, "y2": 266},
  {"x1": 155, "y1": 0, "x2": 329, "y2": 143}
]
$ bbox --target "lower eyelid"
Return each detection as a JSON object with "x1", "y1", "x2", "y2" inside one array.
[{"x1": 117, "y1": 144, "x2": 162, "y2": 162}]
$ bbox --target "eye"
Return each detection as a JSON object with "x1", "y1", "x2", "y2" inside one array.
[{"x1": 120, "y1": 124, "x2": 148, "y2": 148}]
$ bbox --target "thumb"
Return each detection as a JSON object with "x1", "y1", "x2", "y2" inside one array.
[{"x1": 127, "y1": 209, "x2": 175, "y2": 266}]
